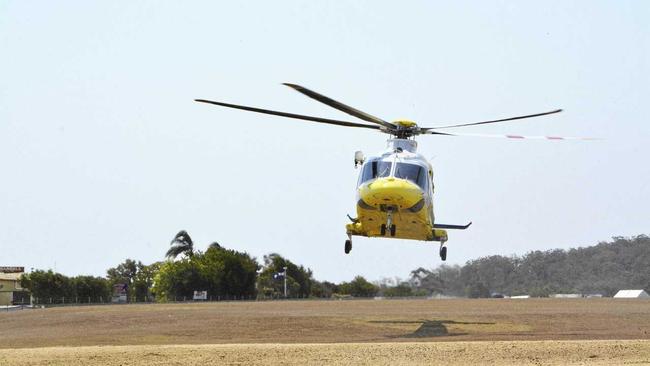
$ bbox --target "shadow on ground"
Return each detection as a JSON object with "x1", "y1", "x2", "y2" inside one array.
[{"x1": 370, "y1": 320, "x2": 494, "y2": 338}]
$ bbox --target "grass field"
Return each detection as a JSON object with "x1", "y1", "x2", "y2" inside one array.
[{"x1": 1, "y1": 298, "x2": 649, "y2": 365}]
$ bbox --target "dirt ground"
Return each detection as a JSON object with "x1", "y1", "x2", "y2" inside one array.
[
  {"x1": 1, "y1": 341, "x2": 649, "y2": 366},
  {"x1": 1, "y1": 298, "x2": 649, "y2": 364}
]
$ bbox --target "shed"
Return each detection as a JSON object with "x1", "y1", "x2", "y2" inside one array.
[
  {"x1": 613, "y1": 289, "x2": 650, "y2": 299},
  {"x1": 551, "y1": 294, "x2": 582, "y2": 298}
]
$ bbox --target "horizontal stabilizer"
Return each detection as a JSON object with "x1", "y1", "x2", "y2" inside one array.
[{"x1": 434, "y1": 222, "x2": 472, "y2": 230}]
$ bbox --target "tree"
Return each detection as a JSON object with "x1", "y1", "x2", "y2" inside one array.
[
  {"x1": 166, "y1": 230, "x2": 195, "y2": 259},
  {"x1": 257, "y1": 253, "x2": 314, "y2": 298},
  {"x1": 310, "y1": 280, "x2": 339, "y2": 298},
  {"x1": 72, "y1": 276, "x2": 111, "y2": 302},
  {"x1": 106, "y1": 259, "x2": 140, "y2": 301},
  {"x1": 20, "y1": 270, "x2": 75, "y2": 303},
  {"x1": 21, "y1": 271, "x2": 110, "y2": 303},
  {"x1": 133, "y1": 262, "x2": 161, "y2": 302},
  {"x1": 408, "y1": 265, "x2": 464, "y2": 296},
  {"x1": 382, "y1": 282, "x2": 414, "y2": 297},
  {"x1": 402, "y1": 235, "x2": 650, "y2": 298},
  {"x1": 153, "y1": 257, "x2": 205, "y2": 301},
  {"x1": 202, "y1": 245, "x2": 258, "y2": 298},
  {"x1": 157, "y1": 231, "x2": 259, "y2": 301},
  {"x1": 465, "y1": 282, "x2": 490, "y2": 298},
  {"x1": 461, "y1": 255, "x2": 517, "y2": 296},
  {"x1": 339, "y1": 276, "x2": 379, "y2": 297},
  {"x1": 153, "y1": 245, "x2": 258, "y2": 301}
]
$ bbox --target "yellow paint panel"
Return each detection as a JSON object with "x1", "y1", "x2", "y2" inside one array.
[
  {"x1": 393, "y1": 119, "x2": 417, "y2": 128},
  {"x1": 347, "y1": 204, "x2": 435, "y2": 241}
]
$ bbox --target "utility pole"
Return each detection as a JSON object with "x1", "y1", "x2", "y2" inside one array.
[{"x1": 283, "y1": 266, "x2": 288, "y2": 298}]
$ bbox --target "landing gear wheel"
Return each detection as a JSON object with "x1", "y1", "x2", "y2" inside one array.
[
  {"x1": 380, "y1": 224, "x2": 386, "y2": 236},
  {"x1": 344, "y1": 239, "x2": 352, "y2": 254},
  {"x1": 439, "y1": 246, "x2": 447, "y2": 261},
  {"x1": 390, "y1": 225, "x2": 396, "y2": 237}
]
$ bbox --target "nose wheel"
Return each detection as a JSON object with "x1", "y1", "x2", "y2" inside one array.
[
  {"x1": 380, "y1": 209, "x2": 397, "y2": 237},
  {"x1": 380, "y1": 224, "x2": 396, "y2": 236}
]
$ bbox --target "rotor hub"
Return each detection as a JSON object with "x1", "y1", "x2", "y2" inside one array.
[{"x1": 393, "y1": 119, "x2": 417, "y2": 128}]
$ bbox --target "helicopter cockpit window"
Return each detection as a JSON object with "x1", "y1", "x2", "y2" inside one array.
[
  {"x1": 394, "y1": 163, "x2": 427, "y2": 189},
  {"x1": 360, "y1": 161, "x2": 392, "y2": 184}
]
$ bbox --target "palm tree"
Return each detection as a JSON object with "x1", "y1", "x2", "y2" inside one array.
[{"x1": 166, "y1": 230, "x2": 195, "y2": 259}]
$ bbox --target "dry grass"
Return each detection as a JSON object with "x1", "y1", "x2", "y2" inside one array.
[{"x1": 1, "y1": 298, "x2": 649, "y2": 364}]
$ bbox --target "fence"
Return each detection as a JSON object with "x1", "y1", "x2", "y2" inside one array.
[
  {"x1": 21, "y1": 293, "x2": 428, "y2": 308},
  {"x1": 26, "y1": 293, "x2": 342, "y2": 307}
]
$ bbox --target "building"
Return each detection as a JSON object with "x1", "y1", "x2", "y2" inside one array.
[
  {"x1": 550, "y1": 294, "x2": 582, "y2": 298},
  {"x1": 0, "y1": 267, "x2": 30, "y2": 306},
  {"x1": 613, "y1": 289, "x2": 650, "y2": 299}
]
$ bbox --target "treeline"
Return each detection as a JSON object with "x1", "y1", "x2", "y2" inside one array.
[
  {"x1": 20, "y1": 231, "x2": 387, "y2": 303},
  {"x1": 20, "y1": 272, "x2": 111, "y2": 303},
  {"x1": 410, "y1": 235, "x2": 650, "y2": 297},
  {"x1": 20, "y1": 233, "x2": 650, "y2": 302}
]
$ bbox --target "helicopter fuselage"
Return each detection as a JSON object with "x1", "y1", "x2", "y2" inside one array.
[{"x1": 346, "y1": 139, "x2": 448, "y2": 243}]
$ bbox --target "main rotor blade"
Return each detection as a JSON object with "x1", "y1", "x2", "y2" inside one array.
[
  {"x1": 423, "y1": 129, "x2": 598, "y2": 140},
  {"x1": 283, "y1": 83, "x2": 396, "y2": 129},
  {"x1": 423, "y1": 109, "x2": 563, "y2": 130},
  {"x1": 195, "y1": 99, "x2": 381, "y2": 130}
]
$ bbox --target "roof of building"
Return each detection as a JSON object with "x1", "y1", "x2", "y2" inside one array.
[
  {"x1": 551, "y1": 294, "x2": 582, "y2": 298},
  {"x1": 613, "y1": 289, "x2": 649, "y2": 298}
]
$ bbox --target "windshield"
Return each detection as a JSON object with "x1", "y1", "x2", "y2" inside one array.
[
  {"x1": 394, "y1": 163, "x2": 427, "y2": 189},
  {"x1": 359, "y1": 161, "x2": 392, "y2": 184}
]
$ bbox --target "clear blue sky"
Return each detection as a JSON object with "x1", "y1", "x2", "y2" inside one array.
[{"x1": 1, "y1": 1, "x2": 648, "y2": 282}]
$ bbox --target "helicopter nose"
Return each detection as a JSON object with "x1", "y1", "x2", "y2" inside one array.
[{"x1": 359, "y1": 177, "x2": 424, "y2": 210}]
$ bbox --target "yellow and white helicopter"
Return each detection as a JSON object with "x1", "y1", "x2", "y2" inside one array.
[{"x1": 196, "y1": 84, "x2": 589, "y2": 261}]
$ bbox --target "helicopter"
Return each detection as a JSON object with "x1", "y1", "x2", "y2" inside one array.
[{"x1": 196, "y1": 83, "x2": 591, "y2": 261}]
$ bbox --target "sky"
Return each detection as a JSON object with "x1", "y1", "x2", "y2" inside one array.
[{"x1": 1, "y1": 1, "x2": 648, "y2": 283}]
